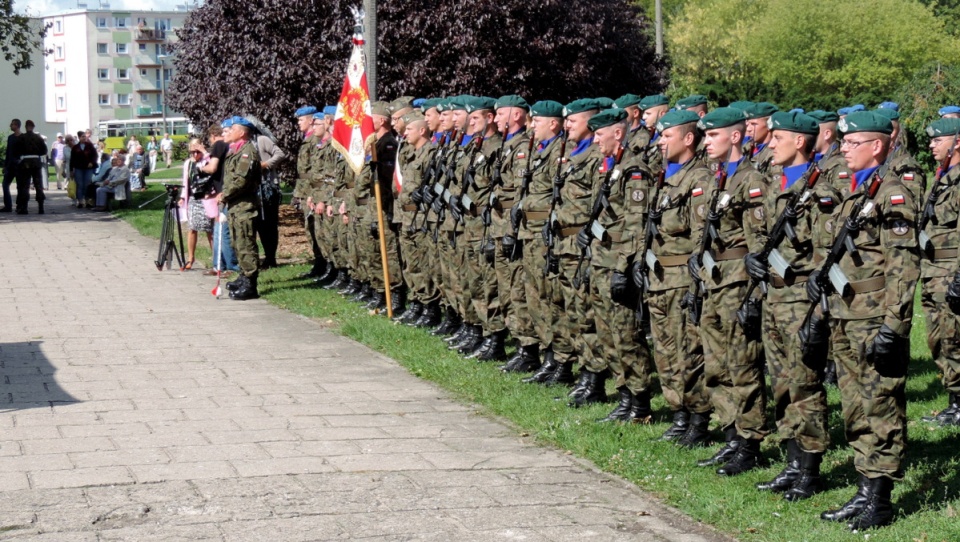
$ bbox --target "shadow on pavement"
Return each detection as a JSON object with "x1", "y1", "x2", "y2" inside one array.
[{"x1": 0, "y1": 341, "x2": 80, "y2": 411}]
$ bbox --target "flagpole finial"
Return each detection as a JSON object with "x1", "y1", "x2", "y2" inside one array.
[{"x1": 349, "y1": 5, "x2": 365, "y2": 38}]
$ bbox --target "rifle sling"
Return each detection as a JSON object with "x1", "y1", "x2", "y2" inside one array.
[
  {"x1": 658, "y1": 254, "x2": 692, "y2": 267},
  {"x1": 848, "y1": 275, "x2": 886, "y2": 294},
  {"x1": 930, "y1": 248, "x2": 959, "y2": 261}
]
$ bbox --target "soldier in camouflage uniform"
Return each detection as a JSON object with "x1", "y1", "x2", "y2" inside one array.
[
  {"x1": 923, "y1": 118, "x2": 960, "y2": 427},
  {"x1": 292, "y1": 106, "x2": 324, "y2": 278},
  {"x1": 689, "y1": 108, "x2": 769, "y2": 475},
  {"x1": 219, "y1": 117, "x2": 263, "y2": 300},
  {"x1": 639, "y1": 94, "x2": 671, "y2": 178},
  {"x1": 629, "y1": 110, "x2": 712, "y2": 446},
  {"x1": 614, "y1": 94, "x2": 649, "y2": 156},
  {"x1": 743, "y1": 102, "x2": 779, "y2": 174},
  {"x1": 744, "y1": 111, "x2": 842, "y2": 501},
  {"x1": 308, "y1": 111, "x2": 340, "y2": 286},
  {"x1": 811, "y1": 111, "x2": 919, "y2": 530},
  {"x1": 873, "y1": 106, "x2": 926, "y2": 207}
]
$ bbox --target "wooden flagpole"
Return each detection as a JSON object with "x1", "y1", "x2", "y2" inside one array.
[{"x1": 369, "y1": 136, "x2": 393, "y2": 317}]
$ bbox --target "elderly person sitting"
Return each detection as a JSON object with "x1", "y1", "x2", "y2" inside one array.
[
  {"x1": 91, "y1": 156, "x2": 130, "y2": 211},
  {"x1": 129, "y1": 145, "x2": 150, "y2": 191}
]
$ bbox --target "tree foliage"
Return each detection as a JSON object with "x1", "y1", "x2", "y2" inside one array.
[
  {"x1": 1, "y1": 0, "x2": 47, "y2": 74},
  {"x1": 169, "y1": 0, "x2": 666, "y2": 156},
  {"x1": 893, "y1": 62, "x2": 960, "y2": 162}
]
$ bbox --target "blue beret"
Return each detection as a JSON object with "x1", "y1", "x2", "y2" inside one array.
[
  {"x1": 295, "y1": 105, "x2": 318, "y2": 118},
  {"x1": 312, "y1": 112, "x2": 325, "y2": 120},
  {"x1": 322, "y1": 105, "x2": 337, "y2": 116},
  {"x1": 838, "y1": 104, "x2": 865, "y2": 115},
  {"x1": 939, "y1": 105, "x2": 960, "y2": 117},
  {"x1": 877, "y1": 101, "x2": 899, "y2": 111},
  {"x1": 788, "y1": 108, "x2": 805, "y2": 114},
  {"x1": 232, "y1": 116, "x2": 254, "y2": 129},
  {"x1": 412, "y1": 98, "x2": 426, "y2": 108},
  {"x1": 220, "y1": 118, "x2": 234, "y2": 128}
]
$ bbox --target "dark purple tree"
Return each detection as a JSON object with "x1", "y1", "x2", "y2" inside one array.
[{"x1": 168, "y1": 0, "x2": 666, "y2": 155}]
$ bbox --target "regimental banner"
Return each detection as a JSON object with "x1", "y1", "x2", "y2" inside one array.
[{"x1": 331, "y1": 7, "x2": 375, "y2": 175}]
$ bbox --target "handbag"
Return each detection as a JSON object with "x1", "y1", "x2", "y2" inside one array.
[{"x1": 66, "y1": 179, "x2": 76, "y2": 199}]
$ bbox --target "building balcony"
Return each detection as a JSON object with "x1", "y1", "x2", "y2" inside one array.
[
  {"x1": 136, "y1": 106, "x2": 162, "y2": 117},
  {"x1": 134, "y1": 55, "x2": 161, "y2": 67},
  {"x1": 135, "y1": 80, "x2": 162, "y2": 92},
  {"x1": 135, "y1": 28, "x2": 167, "y2": 42}
]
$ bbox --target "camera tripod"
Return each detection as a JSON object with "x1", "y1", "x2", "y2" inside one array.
[{"x1": 140, "y1": 184, "x2": 186, "y2": 271}]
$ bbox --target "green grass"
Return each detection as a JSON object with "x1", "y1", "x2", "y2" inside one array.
[{"x1": 117, "y1": 196, "x2": 960, "y2": 542}]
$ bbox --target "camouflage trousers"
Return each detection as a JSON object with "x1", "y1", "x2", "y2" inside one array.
[
  {"x1": 522, "y1": 241, "x2": 553, "y2": 349},
  {"x1": 461, "y1": 236, "x2": 484, "y2": 326},
  {"x1": 305, "y1": 213, "x2": 323, "y2": 266},
  {"x1": 336, "y1": 216, "x2": 354, "y2": 273},
  {"x1": 922, "y1": 275, "x2": 960, "y2": 394},
  {"x1": 762, "y1": 292, "x2": 829, "y2": 452},
  {"x1": 701, "y1": 285, "x2": 768, "y2": 440},
  {"x1": 316, "y1": 210, "x2": 338, "y2": 266},
  {"x1": 358, "y1": 212, "x2": 402, "y2": 291},
  {"x1": 549, "y1": 238, "x2": 594, "y2": 368},
  {"x1": 646, "y1": 286, "x2": 710, "y2": 414},
  {"x1": 227, "y1": 203, "x2": 260, "y2": 279},
  {"x1": 832, "y1": 317, "x2": 907, "y2": 479},
  {"x1": 438, "y1": 232, "x2": 463, "y2": 316},
  {"x1": 476, "y1": 238, "x2": 503, "y2": 334},
  {"x1": 501, "y1": 239, "x2": 537, "y2": 347},
  {"x1": 589, "y1": 267, "x2": 652, "y2": 395},
  {"x1": 399, "y1": 227, "x2": 438, "y2": 304}
]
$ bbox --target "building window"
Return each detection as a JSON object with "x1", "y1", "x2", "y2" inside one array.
[
  {"x1": 117, "y1": 68, "x2": 129, "y2": 79},
  {"x1": 97, "y1": 68, "x2": 109, "y2": 80},
  {"x1": 141, "y1": 94, "x2": 150, "y2": 104},
  {"x1": 96, "y1": 17, "x2": 108, "y2": 28},
  {"x1": 54, "y1": 45, "x2": 64, "y2": 60},
  {"x1": 98, "y1": 94, "x2": 110, "y2": 106},
  {"x1": 139, "y1": 43, "x2": 146, "y2": 52},
  {"x1": 55, "y1": 69, "x2": 65, "y2": 85},
  {"x1": 56, "y1": 95, "x2": 66, "y2": 112},
  {"x1": 116, "y1": 43, "x2": 128, "y2": 54},
  {"x1": 117, "y1": 94, "x2": 131, "y2": 106},
  {"x1": 54, "y1": 20, "x2": 62, "y2": 34},
  {"x1": 139, "y1": 68, "x2": 148, "y2": 76},
  {"x1": 114, "y1": 17, "x2": 128, "y2": 28},
  {"x1": 97, "y1": 43, "x2": 108, "y2": 54}
]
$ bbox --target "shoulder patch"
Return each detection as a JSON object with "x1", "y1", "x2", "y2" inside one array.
[
  {"x1": 819, "y1": 196, "x2": 834, "y2": 206},
  {"x1": 691, "y1": 187, "x2": 704, "y2": 198},
  {"x1": 838, "y1": 172, "x2": 850, "y2": 179},
  {"x1": 903, "y1": 173, "x2": 915, "y2": 181},
  {"x1": 516, "y1": 152, "x2": 526, "y2": 160},
  {"x1": 890, "y1": 194, "x2": 905, "y2": 205},
  {"x1": 748, "y1": 187, "x2": 763, "y2": 198}
]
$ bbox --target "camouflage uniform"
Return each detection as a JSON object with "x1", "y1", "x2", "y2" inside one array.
[
  {"x1": 310, "y1": 138, "x2": 338, "y2": 268},
  {"x1": 333, "y1": 153, "x2": 358, "y2": 277},
  {"x1": 887, "y1": 144, "x2": 926, "y2": 204},
  {"x1": 462, "y1": 132, "x2": 504, "y2": 334},
  {"x1": 360, "y1": 132, "x2": 401, "y2": 293},
  {"x1": 394, "y1": 141, "x2": 438, "y2": 305},
  {"x1": 222, "y1": 139, "x2": 262, "y2": 279},
  {"x1": 294, "y1": 132, "x2": 323, "y2": 268}
]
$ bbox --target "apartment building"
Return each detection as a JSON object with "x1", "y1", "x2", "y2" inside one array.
[{"x1": 42, "y1": 7, "x2": 192, "y2": 137}]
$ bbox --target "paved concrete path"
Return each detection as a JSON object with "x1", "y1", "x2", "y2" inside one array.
[{"x1": 0, "y1": 193, "x2": 729, "y2": 541}]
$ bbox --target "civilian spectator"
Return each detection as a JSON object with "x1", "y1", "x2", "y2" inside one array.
[
  {"x1": 201, "y1": 123, "x2": 238, "y2": 276},
  {"x1": 91, "y1": 156, "x2": 130, "y2": 211},
  {"x1": 179, "y1": 139, "x2": 216, "y2": 269},
  {"x1": 126, "y1": 135, "x2": 139, "y2": 158},
  {"x1": 51, "y1": 133, "x2": 66, "y2": 189},
  {"x1": 69, "y1": 132, "x2": 98, "y2": 208},
  {"x1": 2, "y1": 118, "x2": 22, "y2": 212},
  {"x1": 147, "y1": 135, "x2": 159, "y2": 172},
  {"x1": 160, "y1": 132, "x2": 174, "y2": 169},
  {"x1": 129, "y1": 145, "x2": 150, "y2": 191}
]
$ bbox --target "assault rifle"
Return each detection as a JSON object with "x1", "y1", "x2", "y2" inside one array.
[
  {"x1": 482, "y1": 125, "x2": 510, "y2": 251},
  {"x1": 542, "y1": 135, "x2": 569, "y2": 276},
  {"x1": 918, "y1": 127, "x2": 960, "y2": 253},
  {"x1": 690, "y1": 148, "x2": 735, "y2": 325},
  {"x1": 572, "y1": 140, "x2": 626, "y2": 289},
  {"x1": 429, "y1": 131, "x2": 467, "y2": 244},
  {"x1": 507, "y1": 134, "x2": 538, "y2": 261},
  {"x1": 633, "y1": 150, "x2": 669, "y2": 323},
  {"x1": 451, "y1": 133, "x2": 484, "y2": 239},
  {"x1": 418, "y1": 130, "x2": 459, "y2": 233}
]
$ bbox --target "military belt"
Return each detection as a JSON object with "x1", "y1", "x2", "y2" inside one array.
[
  {"x1": 557, "y1": 227, "x2": 582, "y2": 239},
  {"x1": 473, "y1": 205, "x2": 488, "y2": 218},
  {"x1": 355, "y1": 197, "x2": 370, "y2": 206},
  {"x1": 525, "y1": 211, "x2": 550, "y2": 221},
  {"x1": 498, "y1": 198, "x2": 517, "y2": 209},
  {"x1": 402, "y1": 204, "x2": 417, "y2": 212},
  {"x1": 19, "y1": 155, "x2": 41, "y2": 160},
  {"x1": 768, "y1": 272, "x2": 810, "y2": 289},
  {"x1": 345, "y1": 182, "x2": 356, "y2": 189},
  {"x1": 932, "y1": 248, "x2": 959, "y2": 261},
  {"x1": 712, "y1": 247, "x2": 748, "y2": 262},
  {"x1": 658, "y1": 254, "x2": 692, "y2": 267},
  {"x1": 333, "y1": 190, "x2": 348, "y2": 198},
  {"x1": 849, "y1": 275, "x2": 886, "y2": 294}
]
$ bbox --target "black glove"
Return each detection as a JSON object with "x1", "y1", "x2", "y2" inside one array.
[
  {"x1": 736, "y1": 298, "x2": 762, "y2": 342},
  {"x1": 430, "y1": 196, "x2": 444, "y2": 215},
  {"x1": 869, "y1": 324, "x2": 899, "y2": 360},
  {"x1": 369, "y1": 220, "x2": 378, "y2": 238},
  {"x1": 481, "y1": 239, "x2": 497, "y2": 264},
  {"x1": 449, "y1": 198, "x2": 463, "y2": 223},
  {"x1": 510, "y1": 206, "x2": 523, "y2": 231},
  {"x1": 687, "y1": 253, "x2": 702, "y2": 281},
  {"x1": 576, "y1": 227, "x2": 592, "y2": 251},
  {"x1": 610, "y1": 271, "x2": 629, "y2": 304},
  {"x1": 546, "y1": 254, "x2": 560, "y2": 275},
  {"x1": 947, "y1": 272, "x2": 960, "y2": 315},
  {"x1": 411, "y1": 186, "x2": 424, "y2": 205},
  {"x1": 648, "y1": 207, "x2": 663, "y2": 223},
  {"x1": 630, "y1": 260, "x2": 644, "y2": 289},
  {"x1": 744, "y1": 252, "x2": 768, "y2": 281},
  {"x1": 680, "y1": 291, "x2": 702, "y2": 325},
  {"x1": 501, "y1": 234, "x2": 517, "y2": 258},
  {"x1": 541, "y1": 222, "x2": 552, "y2": 246},
  {"x1": 806, "y1": 270, "x2": 823, "y2": 304},
  {"x1": 422, "y1": 185, "x2": 437, "y2": 206}
]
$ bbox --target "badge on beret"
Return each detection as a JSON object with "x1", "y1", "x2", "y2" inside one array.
[
  {"x1": 692, "y1": 187, "x2": 704, "y2": 197},
  {"x1": 890, "y1": 194, "x2": 905, "y2": 205},
  {"x1": 837, "y1": 118, "x2": 848, "y2": 132},
  {"x1": 892, "y1": 220, "x2": 910, "y2": 235}
]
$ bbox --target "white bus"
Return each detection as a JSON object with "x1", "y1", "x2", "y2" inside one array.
[{"x1": 96, "y1": 117, "x2": 193, "y2": 139}]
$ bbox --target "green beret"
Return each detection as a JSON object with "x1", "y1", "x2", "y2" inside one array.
[
  {"x1": 926, "y1": 118, "x2": 960, "y2": 138},
  {"x1": 872, "y1": 107, "x2": 900, "y2": 122},
  {"x1": 675, "y1": 94, "x2": 708, "y2": 110},
  {"x1": 530, "y1": 100, "x2": 564, "y2": 118},
  {"x1": 420, "y1": 98, "x2": 442, "y2": 113},
  {"x1": 743, "y1": 102, "x2": 779, "y2": 119},
  {"x1": 587, "y1": 108, "x2": 628, "y2": 131},
  {"x1": 807, "y1": 110, "x2": 839, "y2": 124},
  {"x1": 464, "y1": 96, "x2": 496, "y2": 113},
  {"x1": 371, "y1": 101, "x2": 391, "y2": 117},
  {"x1": 388, "y1": 96, "x2": 415, "y2": 114},
  {"x1": 595, "y1": 97, "x2": 614, "y2": 110},
  {"x1": 563, "y1": 98, "x2": 600, "y2": 117},
  {"x1": 495, "y1": 95, "x2": 529, "y2": 111},
  {"x1": 655, "y1": 110, "x2": 700, "y2": 132},
  {"x1": 639, "y1": 94, "x2": 670, "y2": 109},
  {"x1": 837, "y1": 111, "x2": 893, "y2": 135},
  {"x1": 727, "y1": 100, "x2": 755, "y2": 111},
  {"x1": 697, "y1": 107, "x2": 746, "y2": 130},
  {"x1": 768, "y1": 111, "x2": 819, "y2": 135},
  {"x1": 448, "y1": 95, "x2": 471, "y2": 111},
  {"x1": 402, "y1": 111, "x2": 425, "y2": 124},
  {"x1": 614, "y1": 94, "x2": 643, "y2": 109}
]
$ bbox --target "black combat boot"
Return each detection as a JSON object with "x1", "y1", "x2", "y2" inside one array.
[
  {"x1": 315, "y1": 263, "x2": 337, "y2": 286},
  {"x1": 465, "y1": 334, "x2": 495, "y2": 359},
  {"x1": 824, "y1": 360, "x2": 838, "y2": 386},
  {"x1": 523, "y1": 348, "x2": 557, "y2": 384},
  {"x1": 821, "y1": 475, "x2": 870, "y2": 522},
  {"x1": 757, "y1": 439, "x2": 801, "y2": 492},
  {"x1": 847, "y1": 477, "x2": 894, "y2": 531},
  {"x1": 627, "y1": 390, "x2": 653, "y2": 423},
  {"x1": 659, "y1": 410, "x2": 690, "y2": 441},
  {"x1": 716, "y1": 438, "x2": 762, "y2": 476},
  {"x1": 325, "y1": 269, "x2": 348, "y2": 290},
  {"x1": 226, "y1": 273, "x2": 246, "y2": 292},
  {"x1": 569, "y1": 370, "x2": 608, "y2": 408},
  {"x1": 566, "y1": 370, "x2": 593, "y2": 402},
  {"x1": 456, "y1": 326, "x2": 484, "y2": 354},
  {"x1": 365, "y1": 290, "x2": 386, "y2": 310},
  {"x1": 676, "y1": 411, "x2": 712, "y2": 449},
  {"x1": 697, "y1": 426, "x2": 740, "y2": 467},
  {"x1": 339, "y1": 277, "x2": 361, "y2": 296},
  {"x1": 783, "y1": 451, "x2": 824, "y2": 501},
  {"x1": 37, "y1": 201, "x2": 44, "y2": 214},
  {"x1": 395, "y1": 301, "x2": 422, "y2": 323},
  {"x1": 472, "y1": 330, "x2": 508, "y2": 361},
  {"x1": 921, "y1": 392, "x2": 960, "y2": 424},
  {"x1": 597, "y1": 387, "x2": 633, "y2": 423},
  {"x1": 412, "y1": 301, "x2": 442, "y2": 328},
  {"x1": 431, "y1": 308, "x2": 460, "y2": 336},
  {"x1": 444, "y1": 322, "x2": 469, "y2": 344},
  {"x1": 543, "y1": 360, "x2": 575, "y2": 386},
  {"x1": 229, "y1": 274, "x2": 259, "y2": 300},
  {"x1": 353, "y1": 282, "x2": 374, "y2": 303},
  {"x1": 500, "y1": 343, "x2": 540, "y2": 373},
  {"x1": 299, "y1": 261, "x2": 325, "y2": 279}
]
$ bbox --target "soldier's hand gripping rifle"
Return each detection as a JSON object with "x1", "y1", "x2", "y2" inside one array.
[
  {"x1": 506, "y1": 135, "x2": 537, "y2": 262},
  {"x1": 632, "y1": 150, "x2": 669, "y2": 323},
  {"x1": 688, "y1": 148, "x2": 735, "y2": 325},
  {"x1": 572, "y1": 141, "x2": 626, "y2": 289},
  {"x1": 419, "y1": 130, "x2": 458, "y2": 233},
  {"x1": 799, "y1": 171, "x2": 884, "y2": 350},
  {"x1": 482, "y1": 125, "x2": 510, "y2": 259},
  {"x1": 542, "y1": 134, "x2": 569, "y2": 276},
  {"x1": 451, "y1": 133, "x2": 484, "y2": 239},
  {"x1": 918, "y1": 127, "x2": 960, "y2": 254},
  {"x1": 429, "y1": 131, "x2": 467, "y2": 244}
]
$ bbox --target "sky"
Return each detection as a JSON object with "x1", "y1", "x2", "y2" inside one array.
[{"x1": 15, "y1": 0, "x2": 194, "y2": 17}]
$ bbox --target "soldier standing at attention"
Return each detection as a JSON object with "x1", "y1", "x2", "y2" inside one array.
[
  {"x1": 614, "y1": 94, "x2": 649, "y2": 156},
  {"x1": 638, "y1": 94, "x2": 671, "y2": 177},
  {"x1": 16, "y1": 120, "x2": 47, "y2": 214},
  {"x1": 812, "y1": 111, "x2": 919, "y2": 530},
  {"x1": 630, "y1": 110, "x2": 712, "y2": 445},
  {"x1": 873, "y1": 106, "x2": 925, "y2": 203},
  {"x1": 690, "y1": 108, "x2": 769, "y2": 475},
  {"x1": 309, "y1": 111, "x2": 339, "y2": 286},
  {"x1": 218, "y1": 117, "x2": 263, "y2": 300},
  {"x1": 293, "y1": 106, "x2": 323, "y2": 279},
  {"x1": 743, "y1": 102, "x2": 779, "y2": 173}
]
